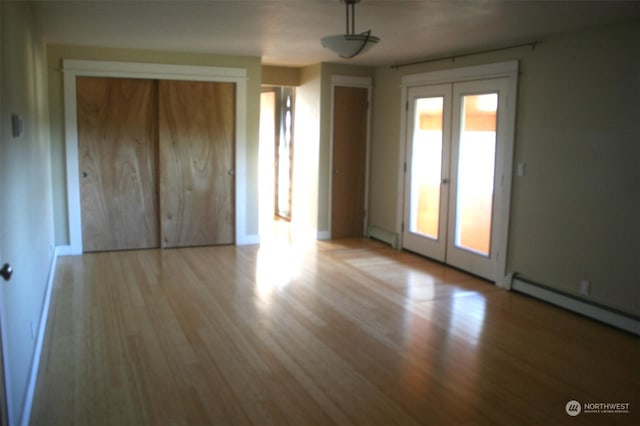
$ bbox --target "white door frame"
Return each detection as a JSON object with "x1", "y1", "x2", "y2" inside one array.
[
  {"x1": 398, "y1": 61, "x2": 518, "y2": 287},
  {"x1": 325, "y1": 75, "x2": 373, "y2": 240},
  {"x1": 61, "y1": 59, "x2": 249, "y2": 254}
]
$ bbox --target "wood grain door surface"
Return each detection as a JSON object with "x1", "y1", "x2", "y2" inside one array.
[
  {"x1": 78, "y1": 77, "x2": 235, "y2": 251},
  {"x1": 159, "y1": 80, "x2": 235, "y2": 248},
  {"x1": 77, "y1": 77, "x2": 160, "y2": 252},
  {"x1": 331, "y1": 86, "x2": 368, "y2": 239}
]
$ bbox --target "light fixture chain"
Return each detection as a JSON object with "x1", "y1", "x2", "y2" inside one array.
[{"x1": 350, "y1": 2, "x2": 355, "y2": 35}]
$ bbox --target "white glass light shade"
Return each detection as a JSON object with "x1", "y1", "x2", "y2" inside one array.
[{"x1": 321, "y1": 32, "x2": 380, "y2": 58}]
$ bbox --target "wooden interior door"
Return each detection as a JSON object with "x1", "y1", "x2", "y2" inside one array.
[
  {"x1": 331, "y1": 86, "x2": 368, "y2": 239},
  {"x1": 159, "y1": 80, "x2": 235, "y2": 248},
  {"x1": 77, "y1": 77, "x2": 160, "y2": 252}
]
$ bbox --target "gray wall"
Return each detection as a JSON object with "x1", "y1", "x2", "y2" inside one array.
[
  {"x1": 1, "y1": 1, "x2": 56, "y2": 424},
  {"x1": 369, "y1": 20, "x2": 640, "y2": 316}
]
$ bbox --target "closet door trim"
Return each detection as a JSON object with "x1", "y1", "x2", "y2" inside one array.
[{"x1": 62, "y1": 59, "x2": 249, "y2": 255}]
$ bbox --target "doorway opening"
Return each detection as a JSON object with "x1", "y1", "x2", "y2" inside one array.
[{"x1": 259, "y1": 86, "x2": 296, "y2": 243}]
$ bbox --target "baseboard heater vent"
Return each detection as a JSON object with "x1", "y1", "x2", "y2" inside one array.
[
  {"x1": 511, "y1": 274, "x2": 640, "y2": 336},
  {"x1": 367, "y1": 226, "x2": 399, "y2": 248}
]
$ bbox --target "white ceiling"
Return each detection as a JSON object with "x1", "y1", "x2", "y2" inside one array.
[{"x1": 31, "y1": 0, "x2": 640, "y2": 68}]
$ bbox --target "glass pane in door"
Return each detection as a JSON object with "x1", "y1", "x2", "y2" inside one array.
[
  {"x1": 409, "y1": 97, "x2": 444, "y2": 239},
  {"x1": 276, "y1": 89, "x2": 294, "y2": 219},
  {"x1": 454, "y1": 93, "x2": 497, "y2": 256}
]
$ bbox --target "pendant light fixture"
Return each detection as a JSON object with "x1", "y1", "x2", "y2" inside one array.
[{"x1": 321, "y1": 0, "x2": 380, "y2": 59}]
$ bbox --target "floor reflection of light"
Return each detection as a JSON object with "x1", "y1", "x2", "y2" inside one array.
[
  {"x1": 255, "y1": 240, "x2": 307, "y2": 302},
  {"x1": 401, "y1": 269, "x2": 437, "y2": 350},
  {"x1": 406, "y1": 269, "x2": 436, "y2": 302},
  {"x1": 451, "y1": 294, "x2": 486, "y2": 345}
]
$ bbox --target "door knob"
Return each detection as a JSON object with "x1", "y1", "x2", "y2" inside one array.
[{"x1": 0, "y1": 263, "x2": 12, "y2": 281}]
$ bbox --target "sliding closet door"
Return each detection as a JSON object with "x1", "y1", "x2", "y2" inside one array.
[
  {"x1": 159, "y1": 80, "x2": 236, "y2": 247},
  {"x1": 77, "y1": 77, "x2": 159, "y2": 252}
]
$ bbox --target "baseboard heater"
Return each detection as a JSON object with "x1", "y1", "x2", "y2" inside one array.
[
  {"x1": 367, "y1": 226, "x2": 399, "y2": 248},
  {"x1": 511, "y1": 274, "x2": 640, "y2": 336}
]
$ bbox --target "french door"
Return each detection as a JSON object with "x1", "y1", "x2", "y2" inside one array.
[{"x1": 402, "y1": 77, "x2": 512, "y2": 281}]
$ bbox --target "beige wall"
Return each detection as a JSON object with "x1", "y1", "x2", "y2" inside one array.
[
  {"x1": 369, "y1": 20, "x2": 640, "y2": 316},
  {"x1": 47, "y1": 45, "x2": 262, "y2": 246},
  {"x1": 291, "y1": 65, "x2": 322, "y2": 237},
  {"x1": 1, "y1": 2, "x2": 55, "y2": 423},
  {"x1": 262, "y1": 65, "x2": 300, "y2": 86}
]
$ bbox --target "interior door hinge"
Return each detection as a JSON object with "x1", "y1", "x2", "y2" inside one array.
[
  {"x1": 401, "y1": 222, "x2": 405, "y2": 232},
  {"x1": 405, "y1": 101, "x2": 409, "y2": 111},
  {"x1": 403, "y1": 162, "x2": 407, "y2": 173}
]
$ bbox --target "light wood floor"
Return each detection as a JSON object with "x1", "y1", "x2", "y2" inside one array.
[{"x1": 31, "y1": 239, "x2": 639, "y2": 425}]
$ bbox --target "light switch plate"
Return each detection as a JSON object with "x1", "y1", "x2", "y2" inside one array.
[
  {"x1": 12, "y1": 113, "x2": 24, "y2": 138},
  {"x1": 580, "y1": 279, "x2": 590, "y2": 296}
]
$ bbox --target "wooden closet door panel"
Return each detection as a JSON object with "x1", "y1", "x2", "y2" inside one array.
[
  {"x1": 159, "y1": 80, "x2": 235, "y2": 248},
  {"x1": 77, "y1": 77, "x2": 159, "y2": 252},
  {"x1": 331, "y1": 86, "x2": 368, "y2": 239}
]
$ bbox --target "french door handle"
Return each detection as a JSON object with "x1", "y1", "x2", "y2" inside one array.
[{"x1": 1, "y1": 263, "x2": 12, "y2": 282}]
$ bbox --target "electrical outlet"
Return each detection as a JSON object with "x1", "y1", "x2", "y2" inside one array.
[{"x1": 579, "y1": 279, "x2": 590, "y2": 296}]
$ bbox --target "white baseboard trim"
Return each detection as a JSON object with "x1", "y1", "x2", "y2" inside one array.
[
  {"x1": 237, "y1": 234, "x2": 260, "y2": 246},
  {"x1": 317, "y1": 230, "x2": 331, "y2": 241},
  {"x1": 511, "y1": 275, "x2": 640, "y2": 336},
  {"x1": 367, "y1": 226, "x2": 399, "y2": 248},
  {"x1": 19, "y1": 247, "x2": 59, "y2": 426},
  {"x1": 54, "y1": 244, "x2": 75, "y2": 256}
]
